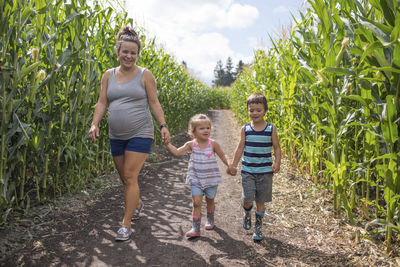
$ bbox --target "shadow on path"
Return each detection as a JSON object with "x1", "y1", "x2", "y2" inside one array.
[{"x1": 1, "y1": 110, "x2": 354, "y2": 267}]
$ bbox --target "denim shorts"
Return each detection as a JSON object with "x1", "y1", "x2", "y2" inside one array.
[
  {"x1": 191, "y1": 184, "x2": 218, "y2": 199},
  {"x1": 109, "y1": 137, "x2": 153, "y2": 156},
  {"x1": 241, "y1": 172, "x2": 273, "y2": 203}
]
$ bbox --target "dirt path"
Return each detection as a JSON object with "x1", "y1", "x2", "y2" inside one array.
[{"x1": 0, "y1": 110, "x2": 397, "y2": 266}]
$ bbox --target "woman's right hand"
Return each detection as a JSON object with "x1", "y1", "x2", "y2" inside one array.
[{"x1": 88, "y1": 125, "x2": 99, "y2": 142}]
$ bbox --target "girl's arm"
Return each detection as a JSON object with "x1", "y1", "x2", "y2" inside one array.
[
  {"x1": 166, "y1": 141, "x2": 192, "y2": 156},
  {"x1": 271, "y1": 127, "x2": 281, "y2": 173},
  {"x1": 142, "y1": 69, "x2": 170, "y2": 144},
  {"x1": 212, "y1": 140, "x2": 229, "y2": 167},
  {"x1": 88, "y1": 70, "x2": 110, "y2": 142}
]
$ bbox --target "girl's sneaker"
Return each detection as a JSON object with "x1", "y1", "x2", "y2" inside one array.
[
  {"x1": 115, "y1": 226, "x2": 132, "y2": 241},
  {"x1": 132, "y1": 200, "x2": 144, "y2": 221}
]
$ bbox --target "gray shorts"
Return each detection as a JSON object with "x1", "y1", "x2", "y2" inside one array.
[{"x1": 241, "y1": 172, "x2": 273, "y2": 203}]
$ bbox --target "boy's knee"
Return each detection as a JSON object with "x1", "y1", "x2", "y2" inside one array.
[
  {"x1": 243, "y1": 201, "x2": 253, "y2": 210},
  {"x1": 255, "y1": 202, "x2": 265, "y2": 213}
]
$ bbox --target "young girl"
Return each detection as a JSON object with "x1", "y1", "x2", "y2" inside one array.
[{"x1": 165, "y1": 114, "x2": 230, "y2": 237}]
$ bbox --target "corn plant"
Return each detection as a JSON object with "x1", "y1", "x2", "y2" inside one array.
[
  {"x1": 0, "y1": 0, "x2": 229, "y2": 224},
  {"x1": 230, "y1": 0, "x2": 399, "y2": 246}
]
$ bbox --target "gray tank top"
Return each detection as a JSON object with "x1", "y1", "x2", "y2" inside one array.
[{"x1": 106, "y1": 67, "x2": 154, "y2": 140}]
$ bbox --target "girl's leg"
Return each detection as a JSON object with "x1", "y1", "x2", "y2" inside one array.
[
  {"x1": 186, "y1": 195, "x2": 203, "y2": 237},
  {"x1": 205, "y1": 197, "x2": 215, "y2": 230},
  {"x1": 205, "y1": 197, "x2": 215, "y2": 212},
  {"x1": 120, "y1": 151, "x2": 148, "y2": 228},
  {"x1": 192, "y1": 195, "x2": 203, "y2": 217}
]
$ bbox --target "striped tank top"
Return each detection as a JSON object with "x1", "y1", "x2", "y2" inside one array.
[
  {"x1": 186, "y1": 139, "x2": 222, "y2": 188},
  {"x1": 242, "y1": 122, "x2": 273, "y2": 174}
]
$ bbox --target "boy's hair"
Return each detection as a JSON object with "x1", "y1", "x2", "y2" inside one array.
[
  {"x1": 188, "y1": 114, "x2": 212, "y2": 137},
  {"x1": 246, "y1": 93, "x2": 268, "y2": 111}
]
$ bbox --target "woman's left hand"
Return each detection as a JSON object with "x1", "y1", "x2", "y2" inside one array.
[{"x1": 161, "y1": 127, "x2": 170, "y2": 144}]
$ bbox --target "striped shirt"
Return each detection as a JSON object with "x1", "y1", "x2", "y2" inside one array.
[
  {"x1": 242, "y1": 123, "x2": 273, "y2": 174},
  {"x1": 186, "y1": 139, "x2": 222, "y2": 188}
]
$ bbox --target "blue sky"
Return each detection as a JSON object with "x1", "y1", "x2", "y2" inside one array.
[{"x1": 126, "y1": 0, "x2": 308, "y2": 86}]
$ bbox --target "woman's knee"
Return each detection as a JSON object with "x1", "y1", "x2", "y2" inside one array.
[{"x1": 123, "y1": 174, "x2": 139, "y2": 186}]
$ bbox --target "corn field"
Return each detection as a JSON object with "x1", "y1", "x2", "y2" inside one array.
[
  {"x1": 230, "y1": 0, "x2": 399, "y2": 245},
  {"x1": 0, "y1": 0, "x2": 228, "y2": 224}
]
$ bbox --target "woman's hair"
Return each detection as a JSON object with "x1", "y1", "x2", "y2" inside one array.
[
  {"x1": 188, "y1": 114, "x2": 212, "y2": 137},
  {"x1": 246, "y1": 93, "x2": 268, "y2": 111},
  {"x1": 116, "y1": 26, "x2": 141, "y2": 54}
]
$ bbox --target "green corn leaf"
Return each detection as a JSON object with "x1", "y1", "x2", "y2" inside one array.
[
  {"x1": 360, "y1": 20, "x2": 391, "y2": 43},
  {"x1": 325, "y1": 67, "x2": 356, "y2": 75},
  {"x1": 18, "y1": 61, "x2": 41, "y2": 80},
  {"x1": 383, "y1": 95, "x2": 398, "y2": 144}
]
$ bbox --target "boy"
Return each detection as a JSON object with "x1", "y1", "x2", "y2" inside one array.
[{"x1": 229, "y1": 93, "x2": 281, "y2": 241}]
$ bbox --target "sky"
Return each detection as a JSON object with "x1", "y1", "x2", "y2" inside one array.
[{"x1": 125, "y1": 0, "x2": 308, "y2": 86}]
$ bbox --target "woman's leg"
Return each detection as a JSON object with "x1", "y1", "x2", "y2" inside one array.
[
  {"x1": 113, "y1": 155, "x2": 126, "y2": 185},
  {"x1": 113, "y1": 155, "x2": 142, "y2": 210},
  {"x1": 120, "y1": 151, "x2": 148, "y2": 228}
]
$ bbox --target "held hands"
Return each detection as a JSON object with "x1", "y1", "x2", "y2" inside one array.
[
  {"x1": 161, "y1": 127, "x2": 171, "y2": 144},
  {"x1": 88, "y1": 125, "x2": 99, "y2": 142},
  {"x1": 226, "y1": 164, "x2": 237, "y2": 176}
]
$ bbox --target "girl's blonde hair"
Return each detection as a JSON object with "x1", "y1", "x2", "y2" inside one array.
[{"x1": 188, "y1": 114, "x2": 212, "y2": 137}]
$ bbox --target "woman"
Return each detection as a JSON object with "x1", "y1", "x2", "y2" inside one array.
[{"x1": 88, "y1": 26, "x2": 170, "y2": 241}]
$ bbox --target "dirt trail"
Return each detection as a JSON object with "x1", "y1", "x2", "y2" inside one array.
[{"x1": 0, "y1": 110, "x2": 397, "y2": 267}]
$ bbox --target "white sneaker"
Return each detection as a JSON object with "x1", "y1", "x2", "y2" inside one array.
[
  {"x1": 115, "y1": 226, "x2": 132, "y2": 241},
  {"x1": 132, "y1": 200, "x2": 144, "y2": 221}
]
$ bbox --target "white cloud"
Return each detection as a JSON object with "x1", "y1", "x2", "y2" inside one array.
[
  {"x1": 130, "y1": 1, "x2": 258, "y2": 31},
  {"x1": 215, "y1": 4, "x2": 259, "y2": 29},
  {"x1": 179, "y1": 32, "x2": 234, "y2": 83},
  {"x1": 273, "y1": 5, "x2": 290, "y2": 13},
  {"x1": 126, "y1": 1, "x2": 259, "y2": 85}
]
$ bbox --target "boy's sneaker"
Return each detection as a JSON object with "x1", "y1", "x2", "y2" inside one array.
[
  {"x1": 243, "y1": 212, "x2": 251, "y2": 230},
  {"x1": 185, "y1": 228, "x2": 201, "y2": 237},
  {"x1": 115, "y1": 226, "x2": 132, "y2": 241},
  {"x1": 132, "y1": 200, "x2": 144, "y2": 221}
]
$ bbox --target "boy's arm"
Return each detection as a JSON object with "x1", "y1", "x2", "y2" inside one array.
[
  {"x1": 231, "y1": 126, "x2": 245, "y2": 168},
  {"x1": 166, "y1": 141, "x2": 192, "y2": 156},
  {"x1": 212, "y1": 140, "x2": 229, "y2": 167},
  {"x1": 227, "y1": 126, "x2": 245, "y2": 176},
  {"x1": 271, "y1": 127, "x2": 281, "y2": 173}
]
